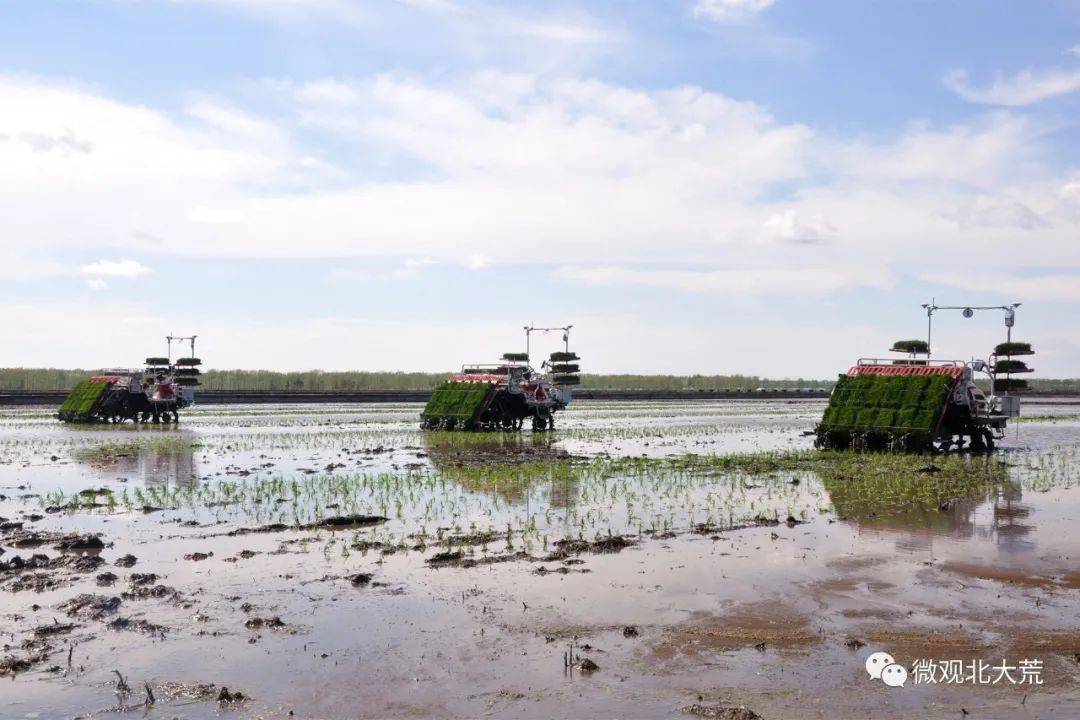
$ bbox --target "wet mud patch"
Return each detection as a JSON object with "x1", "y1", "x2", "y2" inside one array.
[
  {"x1": 59, "y1": 593, "x2": 122, "y2": 620},
  {"x1": 681, "y1": 704, "x2": 763, "y2": 720},
  {"x1": 426, "y1": 549, "x2": 531, "y2": 568},
  {"x1": 544, "y1": 535, "x2": 634, "y2": 559},
  {"x1": 1002, "y1": 628, "x2": 1080, "y2": 655},
  {"x1": 649, "y1": 601, "x2": 820, "y2": 665},
  {"x1": 940, "y1": 561, "x2": 1080, "y2": 591},
  {"x1": 107, "y1": 616, "x2": 168, "y2": 635},
  {"x1": 0, "y1": 655, "x2": 39, "y2": 677},
  {"x1": 859, "y1": 629, "x2": 989, "y2": 661},
  {"x1": 420, "y1": 533, "x2": 632, "y2": 570},
  {"x1": 221, "y1": 514, "x2": 388, "y2": 538},
  {"x1": 826, "y1": 555, "x2": 891, "y2": 572}
]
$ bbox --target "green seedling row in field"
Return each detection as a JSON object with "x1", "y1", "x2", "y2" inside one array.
[
  {"x1": 818, "y1": 373, "x2": 955, "y2": 437},
  {"x1": 421, "y1": 382, "x2": 494, "y2": 422}
]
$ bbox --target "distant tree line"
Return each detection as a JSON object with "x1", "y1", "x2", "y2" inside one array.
[{"x1": 1, "y1": 368, "x2": 1078, "y2": 393}]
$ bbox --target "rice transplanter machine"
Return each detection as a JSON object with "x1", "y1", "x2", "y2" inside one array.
[
  {"x1": 57, "y1": 336, "x2": 203, "y2": 424},
  {"x1": 815, "y1": 302, "x2": 1031, "y2": 453},
  {"x1": 420, "y1": 325, "x2": 580, "y2": 431}
]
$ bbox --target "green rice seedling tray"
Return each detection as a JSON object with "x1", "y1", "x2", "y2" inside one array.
[
  {"x1": 421, "y1": 382, "x2": 495, "y2": 424},
  {"x1": 994, "y1": 342, "x2": 1033, "y2": 356},
  {"x1": 58, "y1": 380, "x2": 110, "y2": 419},
  {"x1": 890, "y1": 339, "x2": 930, "y2": 354},
  {"x1": 818, "y1": 372, "x2": 956, "y2": 437},
  {"x1": 994, "y1": 360, "x2": 1031, "y2": 374}
]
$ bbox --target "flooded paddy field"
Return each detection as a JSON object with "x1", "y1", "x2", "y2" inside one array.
[{"x1": 2, "y1": 399, "x2": 1079, "y2": 719}]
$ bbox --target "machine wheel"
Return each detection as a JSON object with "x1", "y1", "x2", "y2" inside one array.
[
  {"x1": 851, "y1": 434, "x2": 867, "y2": 453},
  {"x1": 969, "y1": 431, "x2": 987, "y2": 453},
  {"x1": 532, "y1": 415, "x2": 548, "y2": 432}
]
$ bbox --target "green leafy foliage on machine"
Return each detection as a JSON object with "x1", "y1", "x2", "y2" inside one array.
[
  {"x1": 994, "y1": 359, "x2": 1031, "y2": 374},
  {"x1": 58, "y1": 380, "x2": 110, "y2": 420},
  {"x1": 818, "y1": 373, "x2": 956, "y2": 439},
  {"x1": 994, "y1": 342, "x2": 1033, "y2": 356},
  {"x1": 501, "y1": 353, "x2": 529, "y2": 362},
  {"x1": 890, "y1": 339, "x2": 930, "y2": 354},
  {"x1": 421, "y1": 382, "x2": 495, "y2": 426},
  {"x1": 994, "y1": 378, "x2": 1029, "y2": 393}
]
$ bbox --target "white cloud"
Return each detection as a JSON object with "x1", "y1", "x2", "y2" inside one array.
[
  {"x1": 174, "y1": 0, "x2": 616, "y2": 47},
  {"x1": 920, "y1": 272, "x2": 1080, "y2": 302},
  {"x1": 86, "y1": 278, "x2": 109, "y2": 291},
  {"x1": 3, "y1": 72, "x2": 1079, "y2": 302},
  {"x1": 505, "y1": 19, "x2": 612, "y2": 45},
  {"x1": 762, "y1": 211, "x2": 836, "y2": 244},
  {"x1": 464, "y1": 253, "x2": 492, "y2": 270},
  {"x1": 944, "y1": 67, "x2": 1080, "y2": 106},
  {"x1": 693, "y1": 0, "x2": 775, "y2": 24},
  {"x1": 1068, "y1": 45, "x2": 1080, "y2": 57},
  {"x1": 554, "y1": 265, "x2": 891, "y2": 295},
  {"x1": 946, "y1": 196, "x2": 1047, "y2": 230},
  {"x1": 79, "y1": 259, "x2": 153, "y2": 278},
  {"x1": 839, "y1": 115, "x2": 1039, "y2": 184}
]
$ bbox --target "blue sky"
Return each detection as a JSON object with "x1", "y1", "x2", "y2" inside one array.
[{"x1": 1, "y1": 0, "x2": 1079, "y2": 376}]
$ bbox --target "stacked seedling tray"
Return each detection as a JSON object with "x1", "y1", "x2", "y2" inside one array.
[
  {"x1": 992, "y1": 342, "x2": 1034, "y2": 393},
  {"x1": 549, "y1": 351, "x2": 580, "y2": 386}
]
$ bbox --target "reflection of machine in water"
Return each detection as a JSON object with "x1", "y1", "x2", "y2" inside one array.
[
  {"x1": 125, "y1": 442, "x2": 198, "y2": 488},
  {"x1": 421, "y1": 432, "x2": 578, "y2": 508},
  {"x1": 819, "y1": 462, "x2": 1033, "y2": 552},
  {"x1": 77, "y1": 434, "x2": 199, "y2": 488}
]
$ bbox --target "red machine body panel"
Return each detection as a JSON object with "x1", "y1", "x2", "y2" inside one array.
[{"x1": 846, "y1": 365, "x2": 964, "y2": 379}]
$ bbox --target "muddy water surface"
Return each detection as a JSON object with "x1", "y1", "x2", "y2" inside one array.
[{"x1": 2, "y1": 399, "x2": 1079, "y2": 719}]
